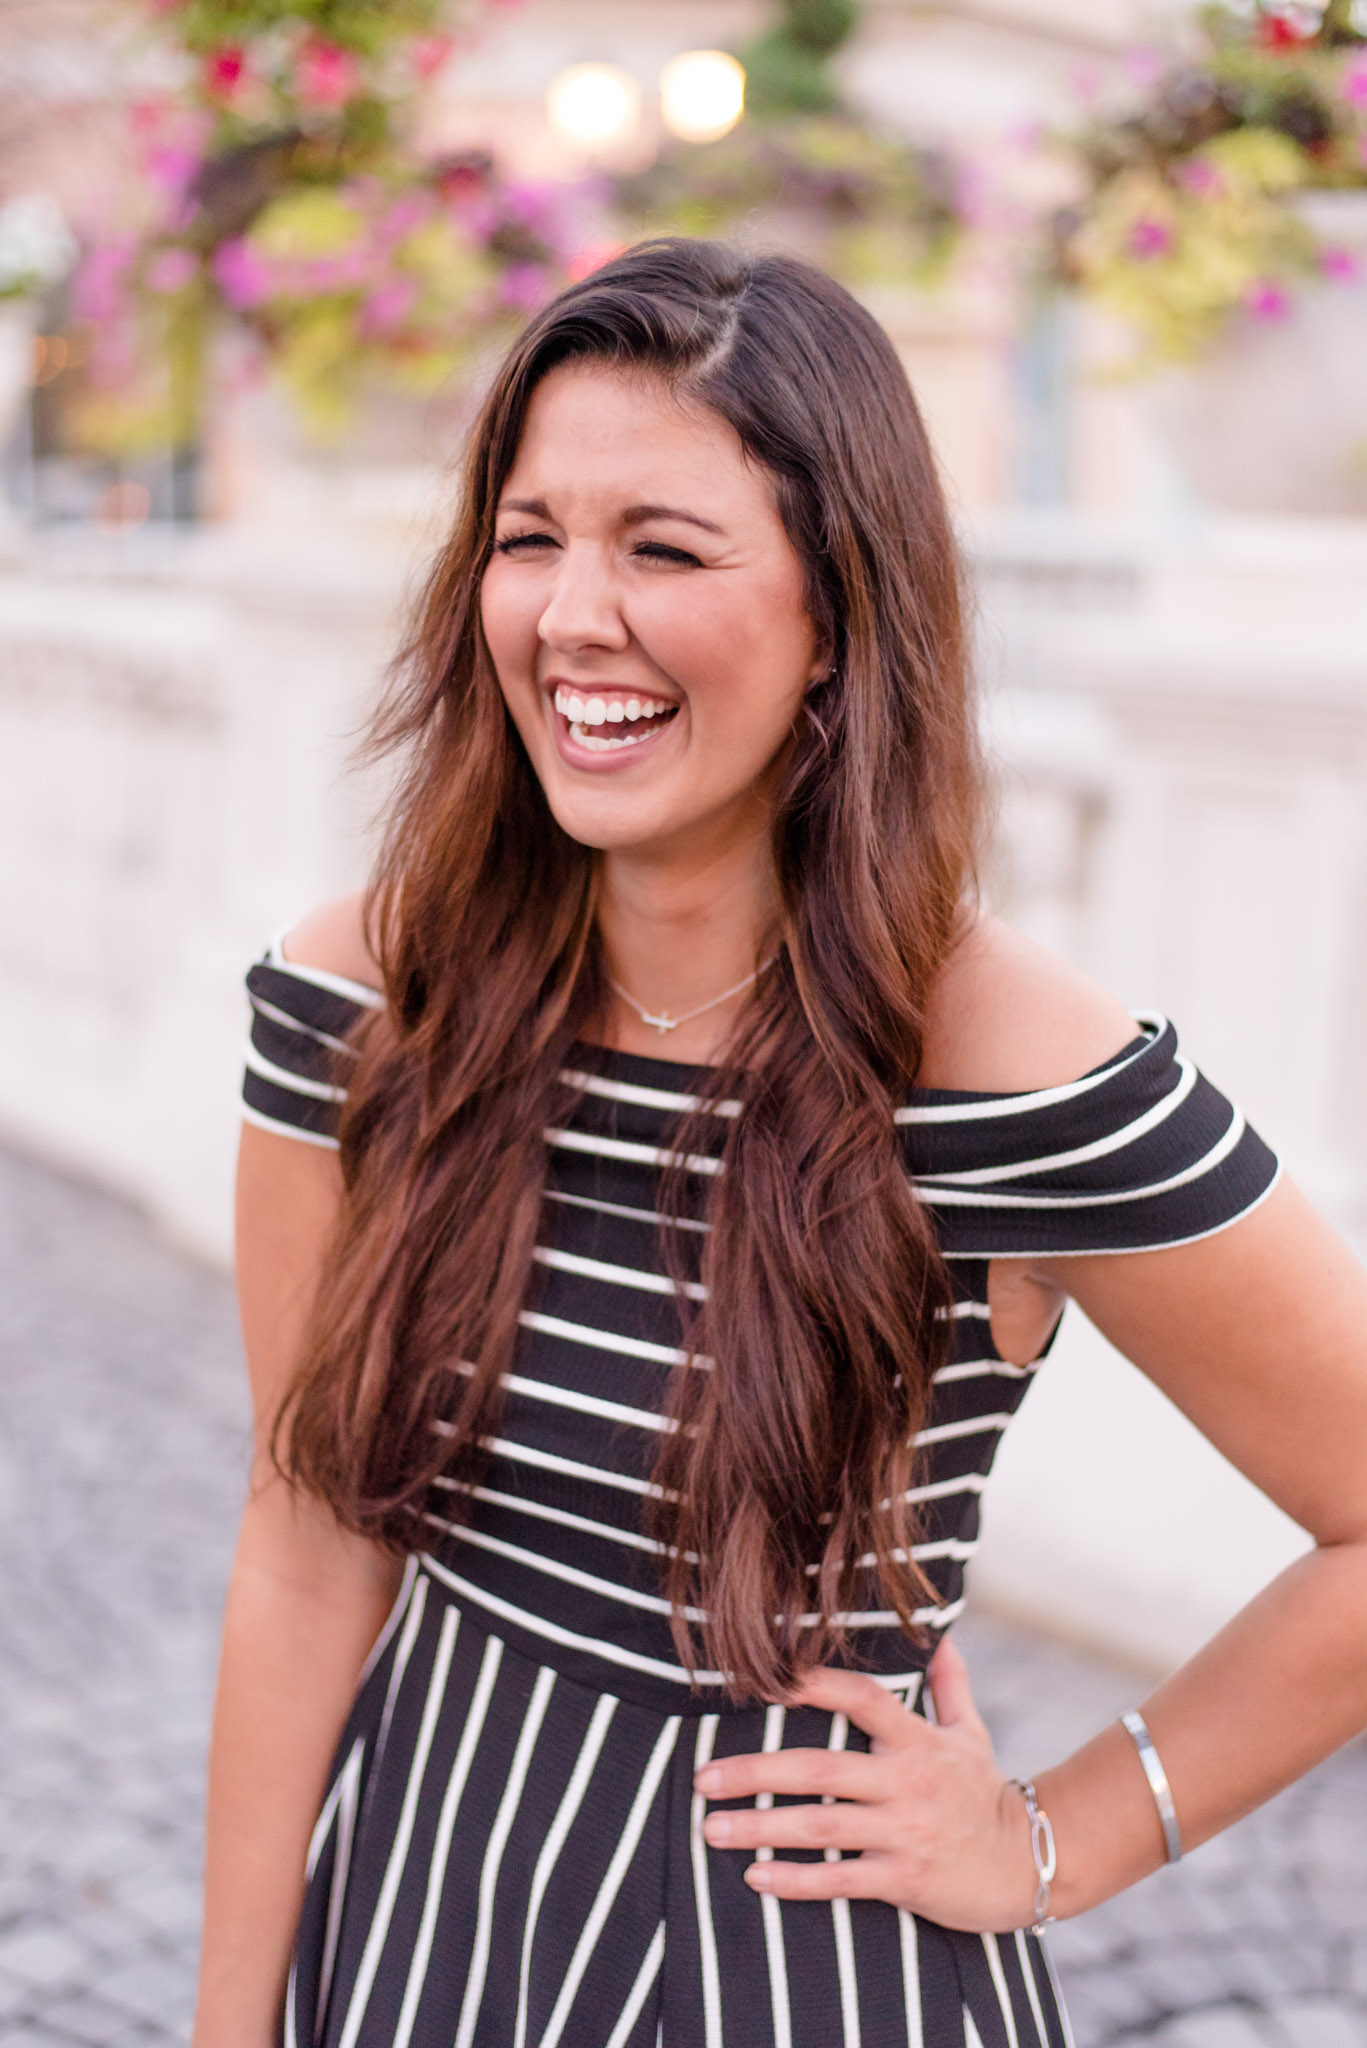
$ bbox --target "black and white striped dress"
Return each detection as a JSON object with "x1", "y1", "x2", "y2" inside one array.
[{"x1": 243, "y1": 939, "x2": 1279, "y2": 2048}]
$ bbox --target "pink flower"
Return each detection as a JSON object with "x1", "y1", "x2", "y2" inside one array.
[
  {"x1": 359, "y1": 278, "x2": 420, "y2": 335},
  {"x1": 410, "y1": 35, "x2": 453, "y2": 80},
  {"x1": 1128, "y1": 217, "x2": 1172, "y2": 259},
  {"x1": 203, "y1": 45, "x2": 246, "y2": 99},
  {"x1": 1344, "y1": 57, "x2": 1367, "y2": 110},
  {"x1": 145, "y1": 146, "x2": 201, "y2": 196},
  {"x1": 213, "y1": 237, "x2": 272, "y2": 308},
  {"x1": 146, "y1": 246, "x2": 198, "y2": 294},
  {"x1": 498, "y1": 262, "x2": 549, "y2": 312},
  {"x1": 73, "y1": 240, "x2": 134, "y2": 324},
  {"x1": 1321, "y1": 245, "x2": 1360, "y2": 282},
  {"x1": 1246, "y1": 278, "x2": 1291, "y2": 320},
  {"x1": 1123, "y1": 48, "x2": 1164, "y2": 90},
  {"x1": 1177, "y1": 157, "x2": 1223, "y2": 197},
  {"x1": 295, "y1": 39, "x2": 361, "y2": 110}
]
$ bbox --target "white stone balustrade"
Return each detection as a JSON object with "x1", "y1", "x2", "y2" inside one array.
[{"x1": 2, "y1": 501, "x2": 1364, "y2": 1665}]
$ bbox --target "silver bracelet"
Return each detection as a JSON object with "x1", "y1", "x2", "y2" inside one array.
[
  {"x1": 1120, "y1": 1709, "x2": 1183, "y2": 1865},
  {"x1": 1011, "y1": 1778, "x2": 1057, "y2": 1935}
]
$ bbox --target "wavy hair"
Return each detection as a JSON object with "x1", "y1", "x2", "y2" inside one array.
[{"x1": 278, "y1": 238, "x2": 983, "y2": 1701}]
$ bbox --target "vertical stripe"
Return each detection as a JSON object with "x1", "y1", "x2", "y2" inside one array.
[
  {"x1": 1034, "y1": 1937, "x2": 1076, "y2": 2048},
  {"x1": 757, "y1": 1705, "x2": 793, "y2": 2048},
  {"x1": 454, "y1": 1664, "x2": 557, "y2": 2048},
  {"x1": 337, "y1": 1606, "x2": 461, "y2": 2048},
  {"x1": 983, "y1": 1935, "x2": 1021, "y2": 2048},
  {"x1": 368, "y1": 1570, "x2": 427, "y2": 1784},
  {"x1": 823, "y1": 1713, "x2": 860, "y2": 2048},
  {"x1": 358, "y1": 1555, "x2": 420, "y2": 1688},
  {"x1": 690, "y1": 1716, "x2": 725, "y2": 2048},
  {"x1": 538, "y1": 1714, "x2": 681, "y2": 2048},
  {"x1": 316, "y1": 1740, "x2": 365, "y2": 2039},
  {"x1": 514, "y1": 1692, "x2": 619, "y2": 2048},
  {"x1": 391, "y1": 1632, "x2": 504, "y2": 2048},
  {"x1": 1013, "y1": 1931, "x2": 1050, "y2": 2048},
  {"x1": 603, "y1": 1919, "x2": 666, "y2": 2048},
  {"x1": 897, "y1": 1912, "x2": 923, "y2": 2048}
]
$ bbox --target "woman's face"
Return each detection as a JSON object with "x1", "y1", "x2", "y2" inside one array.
[{"x1": 480, "y1": 361, "x2": 825, "y2": 858}]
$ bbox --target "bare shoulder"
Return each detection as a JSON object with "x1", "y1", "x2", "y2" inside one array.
[
  {"x1": 918, "y1": 916, "x2": 1138, "y2": 1094},
  {"x1": 278, "y1": 891, "x2": 381, "y2": 993}
]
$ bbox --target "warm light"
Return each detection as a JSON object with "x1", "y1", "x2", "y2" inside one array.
[
  {"x1": 546, "y1": 63, "x2": 641, "y2": 149},
  {"x1": 659, "y1": 50, "x2": 745, "y2": 144}
]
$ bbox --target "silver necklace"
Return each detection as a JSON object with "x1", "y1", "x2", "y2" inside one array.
[{"x1": 609, "y1": 958, "x2": 776, "y2": 1037}]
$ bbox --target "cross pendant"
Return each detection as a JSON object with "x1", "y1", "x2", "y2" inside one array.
[{"x1": 641, "y1": 1011, "x2": 675, "y2": 1035}]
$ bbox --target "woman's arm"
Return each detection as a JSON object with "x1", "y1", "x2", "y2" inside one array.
[
  {"x1": 1032, "y1": 1172, "x2": 1367, "y2": 1913},
  {"x1": 691, "y1": 1175, "x2": 1367, "y2": 1929},
  {"x1": 193, "y1": 1106, "x2": 402, "y2": 2045}
]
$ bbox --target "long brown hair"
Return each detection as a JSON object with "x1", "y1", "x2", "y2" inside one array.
[{"x1": 280, "y1": 238, "x2": 982, "y2": 1701}]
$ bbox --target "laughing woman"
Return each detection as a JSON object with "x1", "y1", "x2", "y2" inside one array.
[{"x1": 196, "y1": 241, "x2": 1367, "y2": 2048}]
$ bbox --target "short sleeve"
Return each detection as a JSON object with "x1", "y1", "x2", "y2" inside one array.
[
  {"x1": 242, "y1": 934, "x2": 382, "y2": 1148},
  {"x1": 899, "y1": 1014, "x2": 1280, "y2": 1258}
]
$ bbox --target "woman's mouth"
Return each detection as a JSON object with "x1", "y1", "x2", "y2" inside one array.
[{"x1": 552, "y1": 685, "x2": 679, "y2": 754}]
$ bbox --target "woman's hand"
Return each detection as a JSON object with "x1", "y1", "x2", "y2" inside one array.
[{"x1": 693, "y1": 1639, "x2": 1039, "y2": 1934}]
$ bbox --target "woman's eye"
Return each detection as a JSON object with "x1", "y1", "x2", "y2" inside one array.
[
  {"x1": 633, "y1": 541, "x2": 702, "y2": 567},
  {"x1": 494, "y1": 531, "x2": 557, "y2": 555}
]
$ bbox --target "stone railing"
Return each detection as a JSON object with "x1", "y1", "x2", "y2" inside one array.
[{"x1": 2, "y1": 503, "x2": 1364, "y2": 1665}]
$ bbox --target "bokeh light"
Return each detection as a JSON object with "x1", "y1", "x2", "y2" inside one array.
[
  {"x1": 659, "y1": 51, "x2": 745, "y2": 144},
  {"x1": 546, "y1": 63, "x2": 641, "y2": 151}
]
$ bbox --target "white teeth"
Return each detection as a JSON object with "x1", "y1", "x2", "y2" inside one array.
[
  {"x1": 552, "y1": 686, "x2": 680, "y2": 742},
  {"x1": 569, "y1": 719, "x2": 664, "y2": 751}
]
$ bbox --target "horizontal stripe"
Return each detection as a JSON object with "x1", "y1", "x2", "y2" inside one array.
[
  {"x1": 477, "y1": 1434, "x2": 673, "y2": 1501},
  {"x1": 244, "y1": 1038, "x2": 347, "y2": 1104},
  {"x1": 424, "y1": 1514, "x2": 708, "y2": 1622},
  {"x1": 545, "y1": 1126, "x2": 724, "y2": 1176},
  {"x1": 471, "y1": 1372, "x2": 677, "y2": 1435},
  {"x1": 893, "y1": 1016, "x2": 1161, "y2": 1124},
  {"x1": 249, "y1": 991, "x2": 358, "y2": 1058},
  {"x1": 435, "y1": 1477, "x2": 674, "y2": 1556},
  {"x1": 241, "y1": 1102, "x2": 340, "y2": 1150},
  {"x1": 913, "y1": 1412, "x2": 1012, "y2": 1447},
  {"x1": 933, "y1": 1358, "x2": 1035, "y2": 1384},
  {"x1": 519, "y1": 1308, "x2": 706, "y2": 1370},
  {"x1": 915, "y1": 1107, "x2": 1245, "y2": 1210},
  {"x1": 922, "y1": 1058, "x2": 1197, "y2": 1189},
  {"x1": 533, "y1": 1243, "x2": 708, "y2": 1302},
  {"x1": 266, "y1": 931, "x2": 385, "y2": 1007},
  {"x1": 560, "y1": 1067, "x2": 741, "y2": 1118},
  {"x1": 543, "y1": 1186, "x2": 711, "y2": 1235}
]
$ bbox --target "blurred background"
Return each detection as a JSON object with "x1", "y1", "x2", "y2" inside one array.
[{"x1": 1, "y1": 3, "x2": 1366, "y2": 2044}]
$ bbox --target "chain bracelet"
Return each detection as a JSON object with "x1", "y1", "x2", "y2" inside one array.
[{"x1": 1011, "y1": 1778, "x2": 1058, "y2": 1936}]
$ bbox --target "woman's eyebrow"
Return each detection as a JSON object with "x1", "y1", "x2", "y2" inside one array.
[{"x1": 623, "y1": 502, "x2": 724, "y2": 534}]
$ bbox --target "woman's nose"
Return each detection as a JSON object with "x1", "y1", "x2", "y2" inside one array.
[{"x1": 537, "y1": 545, "x2": 630, "y2": 656}]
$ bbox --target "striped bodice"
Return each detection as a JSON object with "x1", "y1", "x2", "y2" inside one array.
[{"x1": 244, "y1": 941, "x2": 1278, "y2": 1713}]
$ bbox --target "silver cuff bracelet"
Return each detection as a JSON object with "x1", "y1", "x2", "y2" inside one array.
[{"x1": 1120, "y1": 1708, "x2": 1183, "y2": 1865}]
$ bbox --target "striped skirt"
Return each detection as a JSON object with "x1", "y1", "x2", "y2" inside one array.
[{"x1": 288, "y1": 1561, "x2": 1072, "y2": 2048}]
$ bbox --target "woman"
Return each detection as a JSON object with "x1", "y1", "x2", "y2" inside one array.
[{"x1": 198, "y1": 240, "x2": 1367, "y2": 2048}]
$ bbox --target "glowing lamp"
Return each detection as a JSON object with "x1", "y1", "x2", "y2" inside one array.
[
  {"x1": 659, "y1": 51, "x2": 745, "y2": 144},
  {"x1": 546, "y1": 63, "x2": 641, "y2": 149}
]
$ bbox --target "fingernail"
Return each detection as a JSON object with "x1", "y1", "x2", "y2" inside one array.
[
  {"x1": 704, "y1": 1814, "x2": 732, "y2": 1845},
  {"x1": 694, "y1": 1765, "x2": 722, "y2": 1794},
  {"x1": 744, "y1": 1865, "x2": 771, "y2": 1890}
]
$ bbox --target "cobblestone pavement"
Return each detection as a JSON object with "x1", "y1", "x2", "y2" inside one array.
[{"x1": 1, "y1": 1147, "x2": 1364, "y2": 2048}]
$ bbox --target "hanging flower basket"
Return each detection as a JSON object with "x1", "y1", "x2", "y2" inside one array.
[{"x1": 68, "y1": 2, "x2": 594, "y2": 466}]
